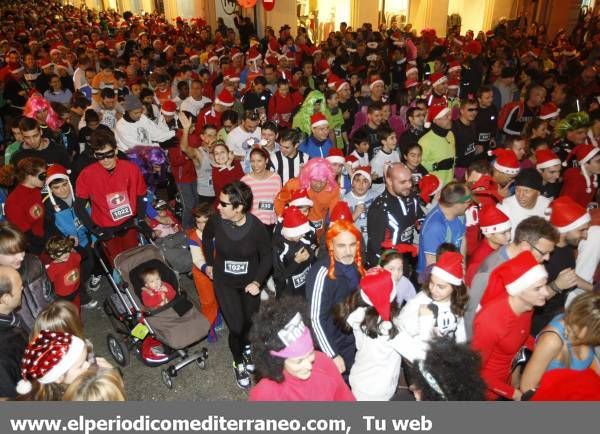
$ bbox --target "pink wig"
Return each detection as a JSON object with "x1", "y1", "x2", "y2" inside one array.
[
  {"x1": 299, "y1": 157, "x2": 337, "y2": 192},
  {"x1": 23, "y1": 94, "x2": 64, "y2": 131}
]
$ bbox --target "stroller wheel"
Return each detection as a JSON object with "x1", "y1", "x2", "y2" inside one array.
[
  {"x1": 161, "y1": 369, "x2": 173, "y2": 389},
  {"x1": 196, "y1": 358, "x2": 207, "y2": 370},
  {"x1": 107, "y1": 334, "x2": 129, "y2": 367}
]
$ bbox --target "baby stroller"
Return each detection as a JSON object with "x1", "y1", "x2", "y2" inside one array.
[{"x1": 103, "y1": 243, "x2": 210, "y2": 389}]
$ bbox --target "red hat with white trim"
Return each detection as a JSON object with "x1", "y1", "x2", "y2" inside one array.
[
  {"x1": 351, "y1": 165, "x2": 372, "y2": 184},
  {"x1": 327, "y1": 73, "x2": 342, "y2": 88},
  {"x1": 16, "y1": 331, "x2": 86, "y2": 395},
  {"x1": 334, "y1": 79, "x2": 350, "y2": 93},
  {"x1": 547, "y1": 196, "x2": 591, "y2": 234},
  {"x1": 317, "y1": 58, "x2": 330, "y2": 75},
  {"x1": 215, "y1": 89, "x2": 235, "y2": 107},
  {"x1": 430, "y1": 72, "x2": 447, "y2": 88},
  {"x1": 326, "y1": 148, "x2": 345, "y2": 165},
  {"x1": 345, "y1": 155, "x2": 359, "y2": 168},
  {"x1": 424, "y1": 105, "x2": 450, "y2": 128},
  {"x1": 448, "y1": 61, "x2": 462, "y2": 73},
  {"x1": 405, "y1": 78, "x2": 419, "y2": 89},
  {"x1": 535, "y1": 149, "x2": 561, "y2": 170},
  {"x1": 531, "y1": 368, "x2": 600, "y2": 401},
  {"x1": 539, "y1": 103, "x2": 560, "y2": 120},
  {"x1": 406, "y1": 66, "x2": 419, "y2": 77},
  {"x1": 38, "y1": 58, "x2": 53, "y2": 69},
  {"x1": 248, "y1": 46, "x2": 261, "y2": 62},
  {"x1": 369, "y1": 76, "x2": 384, "y2": 89},
  {"x1": 45, "y1": 164, "x2": 74, "y2": 210},
  {"x1": 281, "y1": 206, "x2": 312, "y2": 238},
  {"x1": 503, "y1": 250, "x2": 548, "y2": 296},
  {"x1": 161, "y1": 100, "x2": 177, "y2": 115},
  {"x1": 289, "y1": 189, "x2": 313, "y2": 208},
  {"x1": 418, "y1": 174, "x2": 442, "y2": 203},
  {"x1": 230, "y1": 47, "x2": 244, "y2": 59},
  {"x1": 207, "y1": 51, "x2": 219, "y2": 62},
  {"x1": 447, "y1": 78, "x2": 460, "y2": 90},
  {"x1": 359, "y1": 268, "x2": 396, "y2": 328},
  {"x1": 563, "y1": 144, "x2": 600, "y2": 193},
  {"x1": 223, "y1": 67, "x2": 240, "y2": 82},
  {"x1": 489, "y1": 148, "x2": 520, "y2": 175},
  {"x1": 479, "y1": 206, "x2": 511, "y2": 235},
  {"x1": 465, "y1": 40, "x2": 482, "y2": 56},
  {"x1": 431, "y1": 251, "x2": 464, "y2": 286},
  {"x1": 310, "y1": 112, "x2": 329, "y2": 128}
]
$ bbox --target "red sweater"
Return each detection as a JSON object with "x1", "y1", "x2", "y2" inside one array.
[
  {"x1": 46, "y1": 252, "x2": 81, "y2": 297},
  {"x1": 141, "y1": 281, "x2": 176, "y2": 309},
  {"x1": 5, "y1": 184, "x2": 45, "y2": 237},
  {"x1": 168, "y1": 136, "x2": 197, "y2": 184},
  {"x1": 212, "y1": 161, "x2": 244, "y2": 206},
  {"x1": 465, "y1": 239, "x2": 495, "y2": 287},
  {"x1": 267, "y1": 91, "x2": 298, "y2": 128},
  {"x1": 249, "y1": 351, "x2": 355, "y2": 401},
  {"x1": 471, "y1": 295, "x2": 535, "y2": 400},
  {"x1": 560, "y1": 168, "x2": 597, "y2": 208}
]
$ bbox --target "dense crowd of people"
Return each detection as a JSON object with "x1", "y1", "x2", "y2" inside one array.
[{"x1": 0, "y1": 0, "x2": 600, "y2": 401}]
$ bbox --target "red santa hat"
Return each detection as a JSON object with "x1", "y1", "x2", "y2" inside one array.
[
  {"x1": 539, "y1": 102, "x2": 560, "y2": 120},
  {"x1": 334, "y1": 79, "x2": 350, "y2": 93},
  {"x1": 326, "y1": 148, "x2": 345, "y2": 165},
  {"x1": 327, "y1": 73, "x2": 342, "y2": 88},
  {"x1": 547, "y1": 196, "x2": 591, "y2": 234},
  {"x1": 369, "y1": 76, "x2": 384, "y2": 89},
  {"x1": 351, "y1": 165, "x2": 372, "y2": 184},
  {"x1": 431, "y1": 251, "x2": 464, "y2": 286},
  {"x1": 405, "y1": 79, "x2": 419, "y2": 89},
  {"x1": 479, "y1": 206, "x2": 511, "y2": 235},
  {"x1": 345, "y1": 155, "x2": 359, "y2": 168},
  {"x1": 464, "y1": 40, "x2": 482, "y2": 56},
  {"x1": 38, "y1": 58, "x2": 53, "y2": 69},
  {"x1": 489, "y1": 148, "x2": 520, "y2": 175},
  {"x1": 406, "y1": 66, "x2": 419, "y2": 77},
  {"x1": 310, "y1": 112, "x2": 329, "y2": 128},
  {"x1": 424, "y1": 105, "x2": 450, "y2": 128},
  {"x1": 481, "y1": 251, "x2": 548, "y2": 306},
  {"x1": 418, "y1": 174, "x2": 442, "y2": 204},
  {"x1": 289, "y1": 189, "x2": 314, "y2": 208},
  {"x1": 45, "y1": 164, "x2": 74, "y2": 211},
  {"x1": 248, "y1": 46, "x2": 261, "y2": 62},
  {"x1": 215, "y1": 89, "x2": 235, "y2": 107},
  {"x1": 563, "y1": 144, "x2": 600, "y2": 193},
  {"x1": 447, "y1": 78, "x2": 460, "y2": 90},
  {"x1": 317, "y1": 59, "x2": 330, "y2": 75},
  {"x1": 448, "y1": 61, "x2": 462, "y2": 73},
  {"x1": 161, "y1": 100, "x2": 177, "y2": 116},
  {"x1": 330, "y1": 201, "x2": 353, "y2": 222},
  {"x1": 17, "y1": 331, "x2": 86, "y2": 395},
  {"x1": 430, "y1": 72, "x2": 447, "y2": 88},
  {"x1": 207, "y1": 51, "x2": 219, "y2": 63},
  {"x1": 230, "y1": 47, "x2": 244, "y2": 60},
  {"x1": 223, "y1": 67, "x2": 240, "y2": 82},
  {"x1": 281, "y1": 206, "x2": 312, "y2": 238},
  {"x1": 359, "y1": 268, "x2": 396, "y2": 329},
  {"x1": 535, "y1": 149, "x2": 561, "y2": 170},
  {"x1": 531, "y1": 369, "x2": 600, "y2": 401}
]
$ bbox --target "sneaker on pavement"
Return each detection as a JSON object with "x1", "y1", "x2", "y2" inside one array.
[
  {"x1": 87, "y1": 275, "x2": 102, "y2": 292},
  {"x1": 242, "y1": 345, "x2": 255, "y2": 374},
  {"x1": 233, "y1": 361, "x2": 250, "y2": 390},
  {"x1": 81, "y1": 299, "x2": 99, "y2": 309}
]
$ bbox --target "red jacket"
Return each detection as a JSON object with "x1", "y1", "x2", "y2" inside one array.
[
  {"x1": 267, "y1": 91, "x2": 298, "y2": 128},
  {"x1": 46, "y1": 252, "x2": 81, "y2": 297}
]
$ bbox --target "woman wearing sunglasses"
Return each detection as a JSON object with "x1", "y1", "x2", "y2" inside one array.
[
  {"x1": 0, "y1": 157, "x2": 48, "y2": 255},
  {"x1": 74, "y1": 129, "x2": 148, "y2": 266}
]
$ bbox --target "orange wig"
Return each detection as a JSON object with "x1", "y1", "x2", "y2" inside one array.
[{"x1": 325, "y1": 220, "x2": 366, "y2": 280}]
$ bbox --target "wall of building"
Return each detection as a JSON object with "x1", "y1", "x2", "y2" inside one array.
[{"x1": 448, "y1": 0, "x2": 486, "y2": 34}]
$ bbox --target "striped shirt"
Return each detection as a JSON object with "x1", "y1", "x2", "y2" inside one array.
[
  {"x1": 271, "y1": 150, "x2": 308, "y2": 185},
  {"x1": 241, "y1": 173, "x2": 282, "y2": 225}
]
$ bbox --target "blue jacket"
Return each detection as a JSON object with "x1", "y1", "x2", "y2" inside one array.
[
  {"x1": 299, "y1": 135, "x2": 334, "y2": 159},
  {"x1": 43, "y1": 195, "x2": 92, "y2": 247},
  {"x1": 306, "y1": 256, "x2": 358, "y2": 372}
]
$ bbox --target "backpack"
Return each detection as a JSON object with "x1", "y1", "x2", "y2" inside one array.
[
  {"x1": 155, "y1": 232, "x2": 193, "y2": 274},
  {"x1": 497, "y1": 101, "x2": 522, "y2": 131},
  {"x1": 17, "y1": 254, "x2": 56, "y2": 333}
]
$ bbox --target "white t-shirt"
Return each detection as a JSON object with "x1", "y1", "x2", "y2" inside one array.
[
  {"x1": 497, "y1": 194, "x2": 552, "y2": 239},
  {"x1": 114, "y1": 114, "x2": 175, "y2": 152},
  {"x1": 180, "y1": 96, "x2": 212, "y2": 117},
  {"x1": 225, "y1": 125, "x2": 262, "y2": 157},
  {"x1": 370, "y1": 148, "x2": 400, "y2": 179}
]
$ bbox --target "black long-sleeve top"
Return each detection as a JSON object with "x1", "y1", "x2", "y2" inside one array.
[{"x1": 202, "y1": 213, "x2": 272, "y2": 288}]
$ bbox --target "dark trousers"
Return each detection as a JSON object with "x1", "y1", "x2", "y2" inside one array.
[{"x1": 214, "y1": 281, "x2": 260, "y2": 364}]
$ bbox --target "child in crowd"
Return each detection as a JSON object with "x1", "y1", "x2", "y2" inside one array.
[
  {"x1": 398, "y1": 251, "x2": 468, "y2": 362},
  {"x1": 148, "y1": 199, "x2": 181, "y2": 238},
  {"x1": 45, "y1": 236, "x2": 83, "y2": 312},
  {"x1": 401, "y1": 143, "x2": 428, "y2": 187},
  {"x1": 140, "y1": 267, "x2": 176, "y2": 310},
  {"x1": 379, "y1": 243, "x2": 418, "y2": 308},
  {"x1": 349, "y1": 130, "x2": 370, "y2": 167},
  {"x1": 370, "y1": 126, "x2": 400, "y2": 180},
  {"x1": 211, "y1": 142, "x2": 244, "y2": 208},
  {"x1": 272, "y1": 206, "x2": 316, "y2": 298}
]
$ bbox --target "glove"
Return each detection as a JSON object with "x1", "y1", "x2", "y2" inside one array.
[
  {"x1": 432, "y1": 157, "x2": 455, "y2": 171},
  {"x1": 93, "y1": 226, "x2": 114, "y2": 241}
]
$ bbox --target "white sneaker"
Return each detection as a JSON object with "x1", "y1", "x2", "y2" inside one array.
[{"x1": 260, "y1": 289, "x2": 270, "y2": 301}]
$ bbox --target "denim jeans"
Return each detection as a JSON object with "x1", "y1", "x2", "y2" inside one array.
[{"x1": 177, "y1": 182, "x2": 198, "y2": 229}]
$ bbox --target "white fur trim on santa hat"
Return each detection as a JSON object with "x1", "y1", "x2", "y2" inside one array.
[
  {"x1": 327, "y1": 155, "x2": 345, "y2": 165},
  {"x1": 506, "y1": 264, "x2": 548, "y2": 295},
  {"x1": 553, "y1": 212, "x2": 591, "y2": 234},
  {"x1": 536, "y1": 159, "x2": 561, "y2": 170},
  {"x1": 424, "y1": 107, "x2": 450, "y2": 129},
  {"x1": 431, "y1": 75, "x2": 447, "y2": 88},
  {"x1": 369, "y1": 79, "x2": 384, "y2": 89},
  {"x1": 481, "y1": 220, "x2": 512, "y2": 235},
  {"x1": 161, "y1": 107, "x2": 176, "y2": 116},
  {"x1": 360, "y1": 287, "x2": 397, "y2": 306},
  {"x1": 311, "y1": 119, "x2": 328, "y2": 128},
  {"x1": 289, "y1": 197, "x2": 314, "y2": 208},
  {"x1": 215, "y1": 97, "x2": 234, "y2": 107},
  {"x1": 431, "y1": 265, "x2": 462, "y2": 286},
  {"x1": 281, "y1": 221, "x2": 312, "y2": 238},
  {"x1": 493, "y1": 161, "x2": 520, "y2": 175}
]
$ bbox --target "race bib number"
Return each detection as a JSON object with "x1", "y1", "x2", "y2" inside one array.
[
  {"x1": 465, "y1": 142, "x2": 476, "y2": 155},
  {"x1": 400, "y1": 225, "x2": 414, "y2": 242},
  {"x1": 292, "y1": 269, "x2": 308, "y2": 289},
  {"x1": 106, "y1": 191, "x2": 133, "y2": 222},
  {"x1": 478, "y1": 132, "x2": 491, "y2": 142},
  {"x1": 258, "y1": 201, "x2": 274, "y2": 211},
  {"x1": 224, "y1": 260, "x2": 249, "y2": 275}
]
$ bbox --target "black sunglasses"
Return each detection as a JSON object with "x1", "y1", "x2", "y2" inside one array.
[
  {"x1": 94, "y1": 150, "x2": 117, "y2": 160},
  {"x1": 37, "y1": 172, "x2": 47, "y2": 181},
  {"x1": 218, "y1": 200, "x2": 232, "y2": 208},
  {"x1": 467, "y1": 108, "x2": 479, "y2": 112}
]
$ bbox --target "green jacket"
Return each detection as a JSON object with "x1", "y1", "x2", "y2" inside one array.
[
  {"x1": 419, "y1": 129, "x2": 456, "y2": 186},
  {"x1": 292, "y1": 90, "x2": 325, "y2": 135}
]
